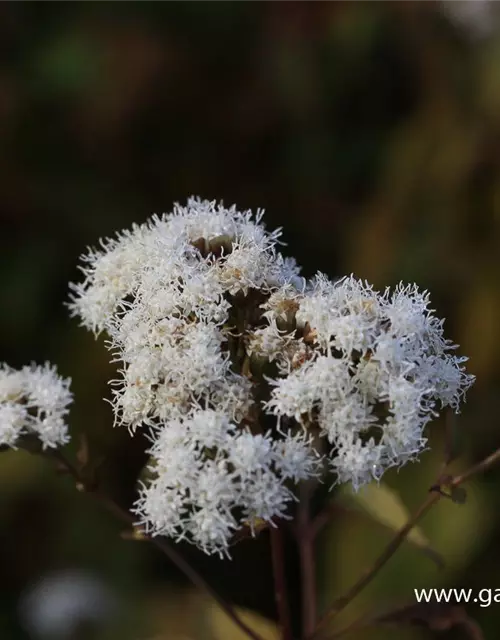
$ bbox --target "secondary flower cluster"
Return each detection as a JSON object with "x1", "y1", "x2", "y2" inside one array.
[
  {"x1": 135, "y1": 410, "x2": 319, "y2": 554},
  {"x1": 69, "y1": 197, "x2": 474, "y2": 555},
  {"x1": 0, "y1": 363, "x2": 72, "y2": 449},
  {"x1": 262, "y1": 275, "x2": 474, "y2": 489}
]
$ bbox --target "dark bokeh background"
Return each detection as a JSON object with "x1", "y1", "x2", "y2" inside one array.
[{"x1": 2, "y1": 2, "x2": 500, "y2": 639}]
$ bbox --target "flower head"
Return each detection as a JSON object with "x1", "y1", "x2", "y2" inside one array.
[
  {"x1": 70, "y1": 199, "x2": 474, "y2": 556},
  {"x1": 266, "y1": 275, "x2": 475, "y2": 488},
  {"x1": 0, "y1": 363, "x2": 72, "y2": 449}
]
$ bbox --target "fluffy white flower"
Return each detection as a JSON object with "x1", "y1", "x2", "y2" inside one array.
[
  {"x1": 135, "y1": 476, "x2": 189, "y2": 540},
  {"x1": 188, "y1": 409, "x2": 236, "y2": 449},
  {"x1": 227, "y1": 432, "x2": 274, "y2": 477},
  {"x1": 0, "y1": 403, "x2": 28, "y2": 447},
  {"x1": 0, "y1": 367, "x2": 25, "y2": 402},
  {"x1": 70, "y1": 198, "x2": 474, "y2": 555},
  {"x1": 0, "y1": 364, "x2": 72, "y2": 449},
  {"x1": 241, "y1": 471, "x2": 295, "y2": 524},
  {"x1": 69, "y1": 198, "x2": 294, "y2": 333},
  {"x1": 133, "y1": 412, "x2": 322, "y2": 556},
  {"x1": 135, "y1": 409, "x2": 292, "y2": 555},
  {"x1": 266, "y1": 275, "x2": 474, "y2": 491},
  {"x1": 331, "y1": 436, "x2": 387, "y2": 491},
  {"x1": 272, "y1": 432, "x2": 323, "y2": 483},
  {"x1": 69, "y1": 198, "x2": 302, "y2": 434},
  {"x1": 296, "y1": 274, "x2": 381, "y2": 353}
]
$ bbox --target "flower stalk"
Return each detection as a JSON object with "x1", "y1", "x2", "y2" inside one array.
[
  {"x1": 270, "y1": 524, "x2": 294, "y2": 640},
  {"x1": 47, "y1": 448, "x2": 266, "y2": 640},
  {"x1": 297, "y1": 482, "x2": 317, "y2": 639}
]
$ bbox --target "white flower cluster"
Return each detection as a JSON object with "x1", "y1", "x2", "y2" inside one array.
[
  {"x1": 69, "y1": 198, "x2": 301, "y2": 431},
  {"x1": 264, "y1": 275, "x2": 475, "y2": 490},
  {"x1": 0, "y1": 363, "x2": 72, "y2": 449},
  {"x1": 69, "y1": 197, "x2": 474, "y2": 555},
  {"x1": 134, "y1": 410, "x2": 319, "y2": 555}
]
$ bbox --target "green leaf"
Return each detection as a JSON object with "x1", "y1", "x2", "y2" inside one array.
[
  {"x1": 337, "y1": 482, "x2": 444, "y2": 568},
  {"x1": 202, "y1": 601, "x2": 279, "y2": 640}
]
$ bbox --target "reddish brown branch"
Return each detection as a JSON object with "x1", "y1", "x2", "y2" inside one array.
[
  {"x1": 270, "y1": 524, "x2": 293, "y2": 640},
  {"x1": 48, "y1": 449, "x2": 265, "y2": 640},
  {"x1": 312, "y1": 445, "x2": 500, "y2": 638},
  {"x1": 297, "y1": 482, "x2": 316, "y2": 639},
  {"x1": 312, "y1": 492, "x2": 439, "y2": 638}
]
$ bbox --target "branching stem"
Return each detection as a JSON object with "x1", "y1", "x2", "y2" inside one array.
[
  {"x1": 47, "y1": 450, "x2": 265, "y2": 640},
  {"x1": 312, "y1": 446, "x2": 500, "y2": 638}
]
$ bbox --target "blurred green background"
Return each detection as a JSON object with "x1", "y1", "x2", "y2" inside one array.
[{"x1": 2, "y1": 2, "x2": 500, "y2": 639}]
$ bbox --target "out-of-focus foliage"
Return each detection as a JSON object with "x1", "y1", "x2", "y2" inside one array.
[
  {"x1": 335, "y1": 481, "x2": 443, "y2": 566},
  {"x1": 2, "y1": 2, "x2": 500, "y2": 638}
]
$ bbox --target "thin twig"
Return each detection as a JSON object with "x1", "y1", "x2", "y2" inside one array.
[
  {"x1": 270, "y1": 524, "x2": 293, "y2": 640},
  {"x1": 321, "y1": 605, "x2": 484, "y2": 640},
  {"x1": 312, "y1": 492, "x2": 439, "y2": 638},
  {"x1": 312, "y1": 445, "x2": 500, "y2": 639},
  {"x1": 451, "y1": 448, "x2": 500, "y2": 487},
  {"x1": 48, "y1": 449, "x2": 265, "y2": 640}
]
